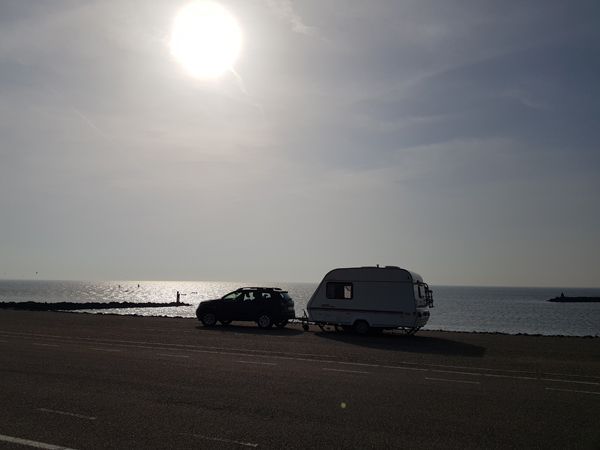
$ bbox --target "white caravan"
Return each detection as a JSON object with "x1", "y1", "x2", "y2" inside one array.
[{"x1": 306, "y1": 266, "x2": 433, "y2": 334}]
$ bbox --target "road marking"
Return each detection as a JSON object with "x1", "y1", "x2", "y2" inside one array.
[
  {"x1": 190, "y1": 434, "x2": 258, "y2": 447},
  {"x1": 545, "y1": 387, "x2": 600, "y2": 396},
  {"x1": 545, "y1": 371, "x2": 600, "y2": 380},
  {"x1": 90, "y1": 348, "x2": 121, "y2": 352},
  {"x1": 157, "y1": 353, "x2": 190, "y2": 358},
  {"x1": 0, "y1": 331, "x2": 337, "y2": 359},
  {"x1": 0, "y1": 433, "x2": 78, "y2": 450},
  {"x1": 236, "y1": 360, "x2": 277, "y2": 366},
  {"x1": 401, "y1": 360, "x2": 538, "y2": 375},
  {"x1": 323, "y1": 368, "x2": 370, "y2": 375},
  {"x1": 1, "y1": 330, "x2": 598, "y2": 387},
  {"x1": 540, "y1": 378, "x2": 600, "y2": 386},
  {"x1": 483, "y1": 373, "x2": 537, "y2": 380},
  {"x1": 430, "y1": 369, "x2": 481, "y2": 377},
  {"x1": 33, "y1": 343, "x2": 59, "y2": 347},
  {"x1": 37, "y1": 408, "x2": 96, "y2": 420},
  {"x1": 425, "y1": 377, "x2": 480, "y2": 385}
]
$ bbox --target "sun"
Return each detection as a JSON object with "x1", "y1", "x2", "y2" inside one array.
[{"x1": 170, "y1": 1, "x2": 242, "y2": 79}]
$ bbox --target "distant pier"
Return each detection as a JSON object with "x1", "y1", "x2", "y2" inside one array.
[{"x1": 0, "y1": 301, "x2": 191, "y2": 311}]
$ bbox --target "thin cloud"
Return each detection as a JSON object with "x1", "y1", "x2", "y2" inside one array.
[{"x1": 265, "y1": 0, "x2": 315, "y2": 35}]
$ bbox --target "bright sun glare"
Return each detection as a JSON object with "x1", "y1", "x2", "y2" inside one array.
[{"x1": 170, "y1": 1, "x2": 242, "y2": 79}]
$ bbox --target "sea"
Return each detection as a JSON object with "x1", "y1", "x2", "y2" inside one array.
[{"x1": 1, "y1": 280, "x2": 599, "y2": 337}]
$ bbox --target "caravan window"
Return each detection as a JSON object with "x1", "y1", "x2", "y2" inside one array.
[{"x1": 326, "y1": 282, "x2": 353, "y2": 299}]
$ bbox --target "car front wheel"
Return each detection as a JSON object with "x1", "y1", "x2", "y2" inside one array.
[
  {"x1": 200, "y1": 312, "x2": 217, "y2": 327},
  {"x1": 257, "y1": 314, "x2": 273, "y2": 329}
]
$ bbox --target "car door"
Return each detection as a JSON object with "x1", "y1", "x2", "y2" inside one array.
[
  {"x1": 218, "y1": 290, "x2": 243, "y2": 320},
  {"x1": 238, "y1": 290, "x2": 257, "y2": 320}
]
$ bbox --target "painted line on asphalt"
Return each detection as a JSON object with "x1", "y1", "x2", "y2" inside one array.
[
  {"x1": 323, "y1": 368, "x2": 370, "y2": 375},
  {"x1": 540, "y1": 378, "x2": 600, "y2": 386},
  {"x1": 1, "y1": 330, "x2": 597, "y2": 386},
  {"x1": 236, "y1": 360, "x2": 277, "y2": 366},
  {"x1": 157, "y1": 353, "x2": 190, "y2": 359},
  {"x1": 483, "y1": 373, "x2": 537, "y2": 381},
  {"x1": 545, "y1": 387, "x2": 600, "y2": 396},
  {"x1": 430, "y1": 369, "x2": 481, "y2": 377},
  {"x1": 33, "y1": 343, "x2": 59, "y2": 347},
  {"x1": 0, "y1": 433, "x2": 78, "y2": 450},
  {"x1": 37, "y1": 408, "x2": 96, "y2": 420},
  {"x1": 0, "y1": 331, "x2": 337, "y2": 359},
  {"x1": 544, "y1": 371, "x2": 600, "y2": 380},
  {"x1": 425, "y1": 377, "x2": 480, "y2": 385},
  {"x1": 190, "y1": 434, "x2": 258, "y2": 447},
  {"x1": 22, "y1": 337, "x2": 597, "y2": 387},
  {"x1": 90, "y1": 348, "x2": 122, "y2": 353}
]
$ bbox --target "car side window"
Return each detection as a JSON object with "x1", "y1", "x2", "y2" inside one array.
[{"x1": 242, "y1": 291, "x2": 255, "y2": 301}]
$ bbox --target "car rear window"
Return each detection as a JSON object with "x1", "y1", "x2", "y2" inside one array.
[{"x1": 280, "y1": 292, "x2": 293, "y2": 303}]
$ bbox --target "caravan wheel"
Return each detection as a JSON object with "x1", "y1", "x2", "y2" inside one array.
[{"x1": 353, "y1": 320, "x2": 370, "y2": 335}]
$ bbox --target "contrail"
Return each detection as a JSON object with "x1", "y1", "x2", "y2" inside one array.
[
  {"x1": 229, "y1": 67, "x2": 265, "y2": 116},
  {"x1": 47, "y1": 86, "x2": 112, "y2": 142}
]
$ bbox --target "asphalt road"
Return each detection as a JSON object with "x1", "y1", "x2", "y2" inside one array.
[{"x1": 0, "y1": 311, "x2": 599, "y2": 449}]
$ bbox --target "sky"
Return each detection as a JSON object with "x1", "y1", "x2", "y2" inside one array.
[{"x1": 1, "y1": 0, "x2": 599, "y2": 287}]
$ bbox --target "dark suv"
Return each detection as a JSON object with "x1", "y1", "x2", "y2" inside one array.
[{"x1": 196, "y1": 287, "x2": 296, "y2": 329}]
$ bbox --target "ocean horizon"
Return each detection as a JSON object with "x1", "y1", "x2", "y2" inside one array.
[{"x1": 1, "y1": 279, "x2": 599, "y2": 337}]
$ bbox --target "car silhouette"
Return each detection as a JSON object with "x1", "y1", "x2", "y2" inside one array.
[{"x1": 196, "y1": 287, "x2": 296, "y2": 329}]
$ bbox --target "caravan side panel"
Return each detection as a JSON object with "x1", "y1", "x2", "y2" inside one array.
[{"x1": 307, "y1": 267, "x2": 421, "y2": 328}]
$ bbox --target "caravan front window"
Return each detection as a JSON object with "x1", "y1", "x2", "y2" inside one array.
[{"x1": 326, "y1": 282, "x2": 353, "y2": 299}]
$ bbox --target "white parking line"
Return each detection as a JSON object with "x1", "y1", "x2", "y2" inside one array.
[
  {"x1": 483, "y1": 373, "x2": 537, "y2": 381},
  {"x1": 540, "y1": 378, "x2": 600, "y2": 386},
  {"x1": 546, "y1": 387, "x2": 600, "y2": 396},
  {"x1": 37, "y1": 408, "x2": 96, "y2": 420},
  {"x1": 1, "y1": 330, "x2": 597, "y2": 388},
  {"x1": 430, "y1": 369, "x2": 481, "y2": 377},
  {"x1": 157, "y1": 354, "x2": 190, "y2": 358},
  {"x1": 0, "y1": 433, "x2": 78, "y2": 450},
  {"x1": 33, "y1": 343, "x2": 59, "y2": 347},
  {"x1": 425, "y1": 377, "x2": 480, "y2": 385},
  {"x1": 236, "y1": 360, "x2": 277, "y2": 366},
  {"x1": 323, "y1": 368, "x2": 370, "y2": 375},
  {"x1": 190, "y1": 434, "x2": 258, "y2": 447}
]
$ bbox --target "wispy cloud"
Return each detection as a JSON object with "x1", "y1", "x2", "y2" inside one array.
[{"x1": 265, "y1": 0, "x2": 315, "y2": 35}]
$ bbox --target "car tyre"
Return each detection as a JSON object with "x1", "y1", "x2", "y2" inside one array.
[
  {"x1": 257, "y1": 314, "x2": 273, "y2": 329},
  {"x1": 275, "y1": 320, "x2": 288, "y2": 328},
  {"x1": 353, "y1": 320, "x2": 370, "y2": 335},
  {"x1": 200, "y1": 312, "x2": 217, "y2": 327},
  {"x1": 219, "y1": 319, "x2": 232, "y2": 326}
]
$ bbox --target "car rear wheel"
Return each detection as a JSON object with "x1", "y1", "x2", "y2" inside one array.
[
  {"x1": 200, "y1": 312, "x2": 217, "y2": 327},
  {"x1": 353, "y1": 320, "x2": 370, "y2": 335},
  {"x1": 257, "y1": 314, "x2": 273, "y2": 329},
  {"x1": 275, "y1": 320, "x2": 288, "y2": 328},
  {"x1": 219, "y1": 319, "x2": 232, "y2": 326}
]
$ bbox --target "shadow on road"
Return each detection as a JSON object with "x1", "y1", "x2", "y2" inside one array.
[
  {"x1": 314, "y1": 331, "x2": 486, "y2": 357},
  {"x1": 195, "y1": 324, "x2": 304, "y2": 336}
]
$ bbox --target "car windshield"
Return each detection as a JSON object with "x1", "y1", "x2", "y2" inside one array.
[{"x1": 222, "y1": 290, "x2": 241, "y2": 300}]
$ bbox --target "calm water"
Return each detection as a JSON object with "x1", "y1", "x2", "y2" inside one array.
[{"x1": 1, "y1": 280, "x2": 599, "y2": 337}]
